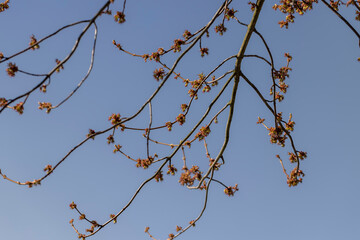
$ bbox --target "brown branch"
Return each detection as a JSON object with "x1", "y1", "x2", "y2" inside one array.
[
  {"x1": 74, "y1": 207, "x2": 98, "y2": 226},
  {"x1": 146, "y1": 102, "x2": 153, "y2": 159},
  {"x1": 0, "y1": 1, "x2": 112, "y2": 114},
  {"x1": 145, "y1": 229, "x2": 158, "y2": 240},
  {"x1": 240, "y1": 71, "x2": 301, "y2": 169},
  {"x1": 110, "y1": 1, "x2": 227, "y2": 127},
  {"x1": 172, "y1": 168, "x2": 214, "y2": 239},
  {"x1": 207, "y1": 103, "x2": 230, "y2": 127},
  {"x1": 206, "y1": 70, "x2": 234, "y2": 84},
  {"x1": 190, "y1": 0, "x2": 266, "y2": 190},
  {"x1": 1, "y1": 3, "x2": 234, "y2": 239},
  {"x1": 84, "y1": 159, "x2": 170, "y2": 237},
  {"x1": 352, "y1": 0, "x2": 360, "y2": 11},
  {"x1": 147, "y1": 138, "x2": 179, "y2": 148},
  {"x1": 321, "y1": 0, "x2": 360, "y2": 44},
  {"x1": 117, "y1": 149, "x2": 137, "y2": 162},
  {"x1": 203, "y1": 139, "x2": 211, "y2": 160},
  {"x1": 276, "y1": 155, "x2": 289, "y2": 179},
  {"x1": 253, "y1": 28, "x2": 278, "y2": 126},
  {"x1": 52, "y1": 22, "x2": 98, "y2": 109},
  {"x1": 205, "y1": 176, "x2": 228, "y2": 188},
  {"x1": 244, "y1": 54, "x2": 271, "y2": 65},
  {"x1": 17, "y1": 69, "x2": 48, "y2": 77},
  {"x1": 0, "y1": 20, "x2": 91, "y2": 64},
  {"x1": 181, "y1": 146, "x2": 187, "y2": 169},
  {"x1": 69, "y1": 220, "x2": 84, "y2": 239},
  {"x1": 183, "y1": 56, "x2": 236, "y2": 117}
]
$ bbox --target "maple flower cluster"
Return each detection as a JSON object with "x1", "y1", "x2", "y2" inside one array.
[
  {"x1": 179, "y1": 166, "x2": 202, "y2": 187},
  {"x1": 6, "y1": 62, "x2": 18, "y2": 77},
  {"x1": 29, "y1": 35, "x2": 40, "y2": 50},
  {"x1": 171, "y1": 39, "x2": 185, "y2": 52},
  {"x1": 38, "y1": 102, "x2": 52, "y2": 113},
  {"x1": 224, "y1": 184, "x2": 239, "y2": 196},
  {"x1": 195, "y1": 126, "x2": 211, "y2": 141},
  {"x1": 288, "y1": 151, "x2": 307, "y2": 163},
  {"x1": 114, "y1": 11, "x2": 125, "y2": 24},
  {"x1": 287, "y1": 167, "x2": 305, "y2": 186},
  {"x1": 153, "y1": 68, "x2": 166, "y2": 81},
  {"x1": 176, "y1": 114, "x2": 186, "y2": 125},
  {"x1": 108, "y1": 113, "x2": 121, "y2": 125},
  {"x1": 273, "y1": 0, "x2": 318, "y2": 28},
  {"x1": 0, "y1": 98, "x2": 8, "y2": 107},
  {"x1": 136, "y1": 156, "x2": 154, "y2": 169},
  {"x1": 167, "y1": 164, "x2": 178, "y2": 175},
  {"x1": 55, "y1": 59, "x2": 64, "y2": 72},
  {"x1": 270, "y1": 53, "x2": 293, "y2": 102},
  {"x1": 0, "y1": 0, "x2": 9, "y2": 12}
]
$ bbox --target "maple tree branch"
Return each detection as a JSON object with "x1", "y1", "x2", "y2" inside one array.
[
  {"x1": 85, "y1": 159, "x2": 170, "y2": 238},
  {"x1": 113, "y1": 1, "x2": 227, "y2": 125},
  {"x1": 240, "y1": 71, "x2": 301, "y2": 170},
  {"x1": 146, "y1": 102, "x2": 153, "y2": 159},
  {"x1": 17, "y1": 69, "x2": 48, "y2": 77},
  {"x1": 0, "y1": 0, "x2": 112, "y2": 114},
  {"x1": 189, "y1": 0, "x2": 265, "y2": 190},
  {"x1": 52, "y1": 22, "x2": 98, "y2": 109},
  {"x1": 173, "y1": 169, "x2": 214, "y2": 239},
  {"x1": 0, "y1": 20, "x2": 91, "y2": 64},
  {"x1": 321, "y1": 0, "x2": 360, "y2": 43},
  {"x1": 0, "y1": 0, "x2": 315, "y2": 238},
  {"x1": 244, "y1": 54, "x2": 271, "y2": 65}
]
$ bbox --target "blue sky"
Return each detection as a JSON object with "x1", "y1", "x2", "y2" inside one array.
[{"x1": 0, "y1": 1, "x2": 359, "y2": 240}]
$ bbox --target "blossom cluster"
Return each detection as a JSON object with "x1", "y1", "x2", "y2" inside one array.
[
  {"x1": 273, "y1": 0, "x2": 318, "y2": 28},
  {"x1": 179, "y1": 166, "x2": 202, "y2": 187}
]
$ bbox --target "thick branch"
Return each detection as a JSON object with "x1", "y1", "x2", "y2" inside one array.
[{"x1": 190, "y1": 0, "x2": 265, "y2": 189}]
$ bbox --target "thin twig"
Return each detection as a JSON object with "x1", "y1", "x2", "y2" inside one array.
[
  {"x1": 172, "y1": 168, "x2": 214, "y2": 239},
  {"x1": 321, "y1": 0, "x2": 360, "y2": 44},
  {"x1": 17, "y1": 69, "x2": 48, "y2": 77},
  {"x1": 146, "y1": 102, "x2": 153, "y2": 159},
  {"x1": 0, "y1": 1, "x2": 112, "y2": 114},
  {"x1": 244, "y1": 54, "x2": 271, "y2": 65},
  {"x1": 52, "y1": 22, "x2": 98, "y2": 109},
  {"x1": 0, "y1": 20, "x2": 90, "y2": 64},
  {"x1": 240, "y1": 72, "x2": 300, "y2": 170}
]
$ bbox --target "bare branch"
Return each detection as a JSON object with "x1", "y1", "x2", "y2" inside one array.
[
  {"x1": 321, "y1": 0, "x2": 360, "y2": 44},
  {"x1": 51, "y1": 22, "x2": 99, "y2": 109}
]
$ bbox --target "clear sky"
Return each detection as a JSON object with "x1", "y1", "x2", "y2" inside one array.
[{"x1": 0, "y1": 1, "x2": 359, "y2": 240}]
